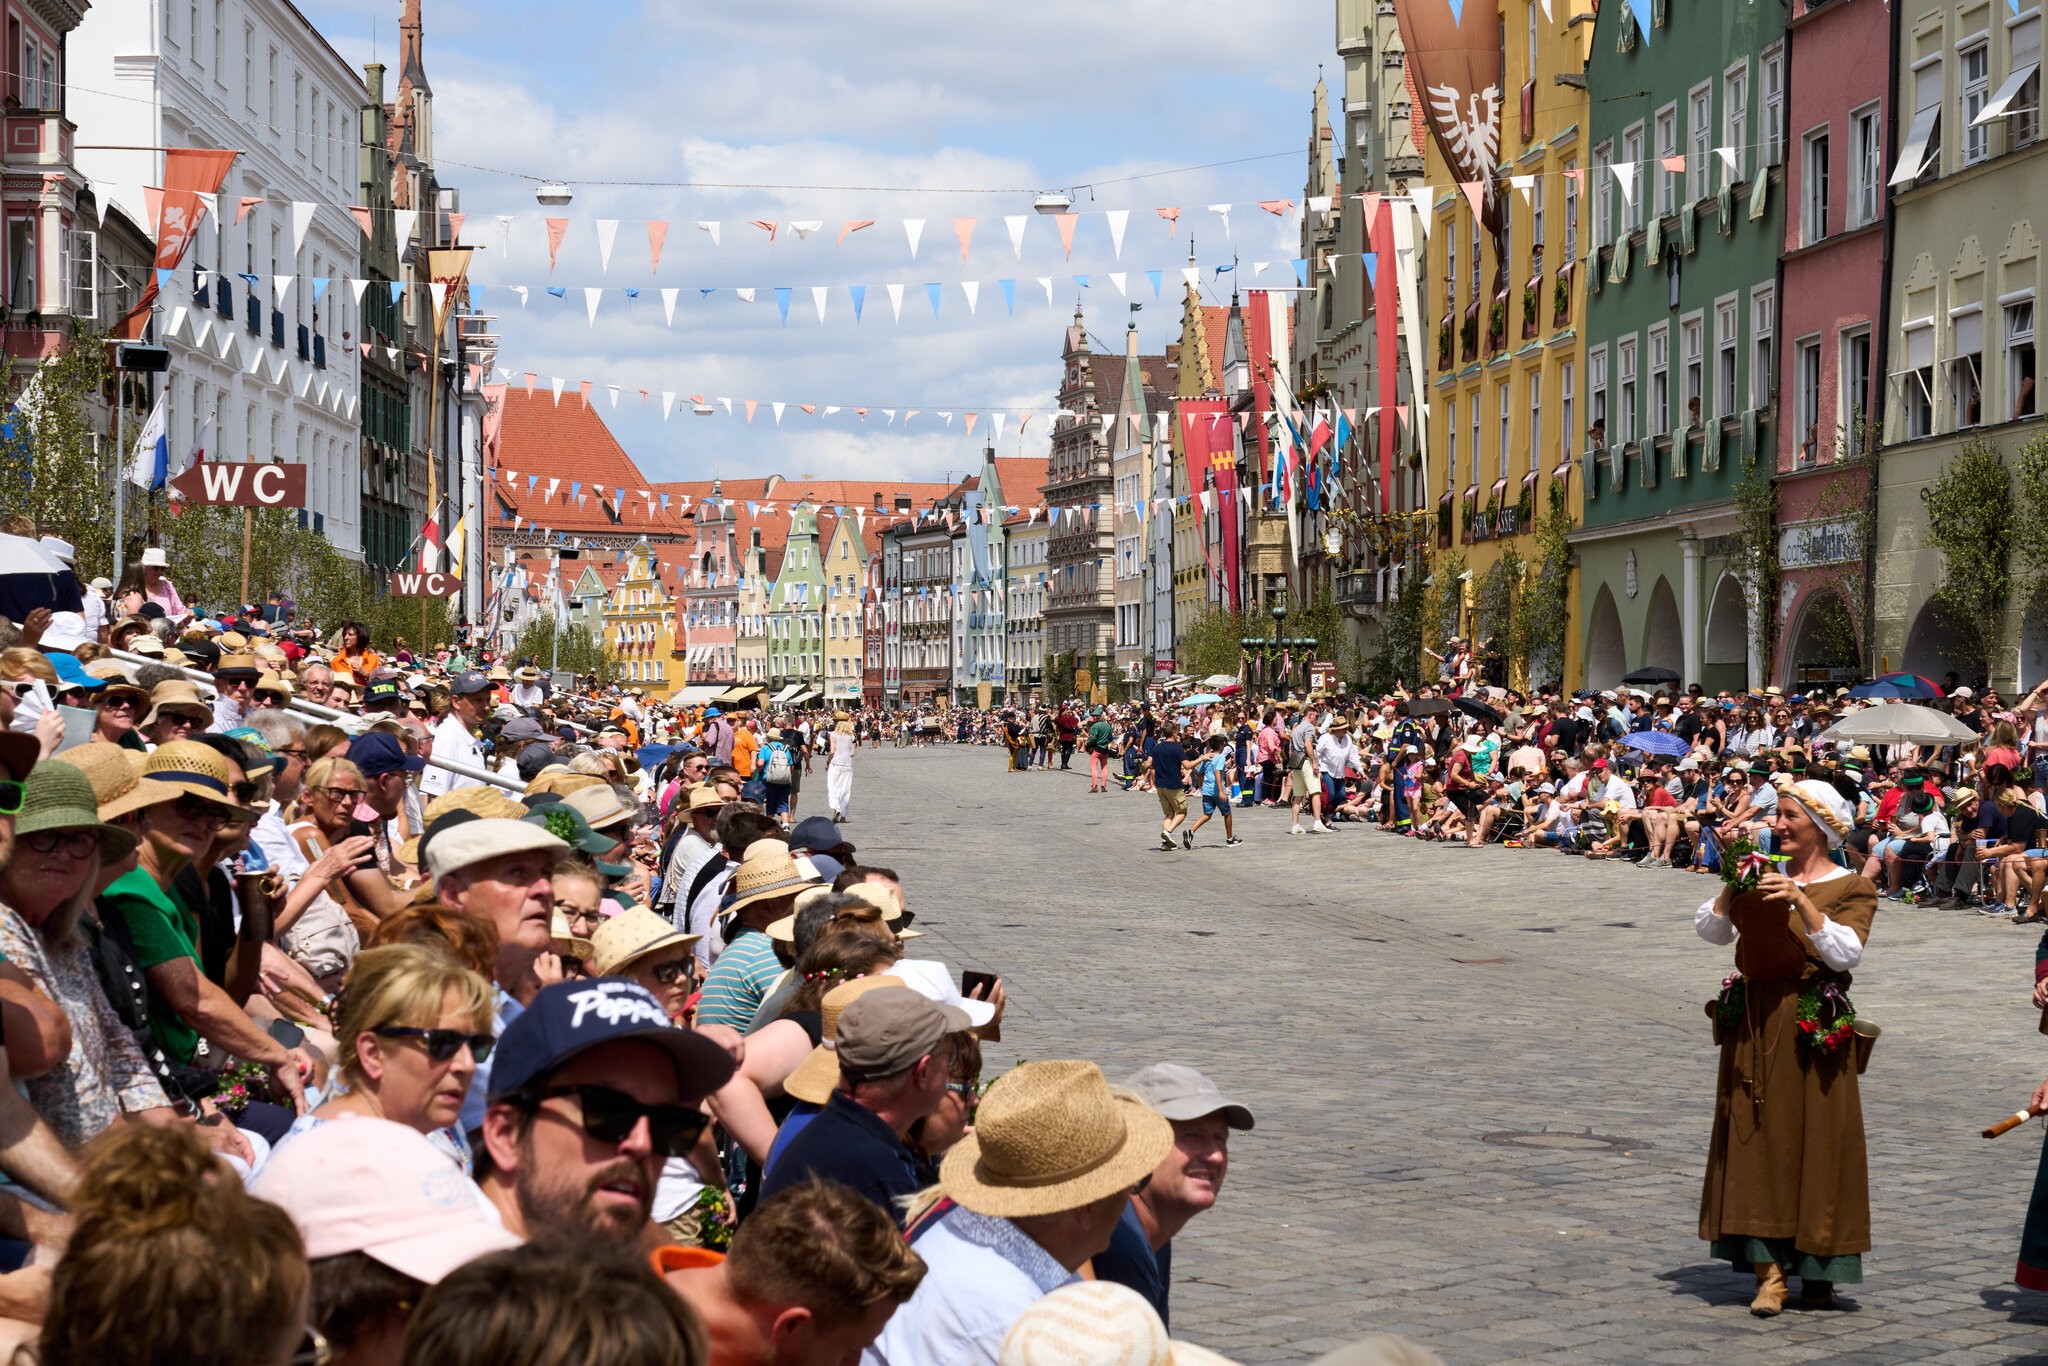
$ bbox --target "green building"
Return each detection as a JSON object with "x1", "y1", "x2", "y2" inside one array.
[
  {"x1": 1574, "y1": 0, "x2": 1788, "y2": 691},
  {"x1": 767, "y1": 500, "x2": 826, "y2": 698}
]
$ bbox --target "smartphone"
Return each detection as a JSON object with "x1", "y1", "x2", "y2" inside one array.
[{"x1": 961, "y1": 969, "x2": 998, "y2": 1000}]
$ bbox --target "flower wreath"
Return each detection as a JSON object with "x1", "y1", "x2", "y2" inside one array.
[
  {"x1": 1795, "y1": 980, "x2": 1856, "y2": 1054},
  {"x1": 1719, "y1": 837, "x2": 1785, "y2": 893}
]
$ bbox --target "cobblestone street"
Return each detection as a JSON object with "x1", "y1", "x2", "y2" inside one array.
[{"x1": 854, "y1": 744, "x2": 2048, "y2": 1364}]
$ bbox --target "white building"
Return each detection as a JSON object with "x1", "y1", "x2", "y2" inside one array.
[
  {"x1": 1005, "y1": 514, "x2": 1048, "y2": 702},
  {"x1": 72, "y1": 0, "x2": 365, "y2": 557}
]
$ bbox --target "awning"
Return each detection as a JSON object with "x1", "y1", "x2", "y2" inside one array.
[
  {"x1": 1522, "y1": 469, "x2": 1542, "y2": 494},
  {"x1": 1974, "y1": 62, "x2": 2039, "y2": 127},
  {"x1": 1889, "y1": 103, "x2": 1940, "y2": 188},
  {"x1": 1489, "y1": 477, "x2": 1509, "y2": 502},
  {"x1": 1553, "y1": 459, "x2": 1574, "y2": 480},
  {"x1": 715, "y1": 685, "x2": 765, "y2": 706},
  {"x1": 787, "y1": 689, "x2": 822, "y2": 706},
  {"x1": 669, "y1": 684, "x2": 724, "y2": 706},
  {"x1": 770, "y1": 684, "x2": 805, "y2": 704}
]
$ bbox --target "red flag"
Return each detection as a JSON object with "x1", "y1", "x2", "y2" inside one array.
[
  {"x1": 114, "y1": 147, "x2": 240, "y2": 340},
  {"x1": 419, "y1": 508, "x2": 443, "y2": 573},
  {"x1": 1370, "y1": 198, "x2": 1399, "y2": 514}
]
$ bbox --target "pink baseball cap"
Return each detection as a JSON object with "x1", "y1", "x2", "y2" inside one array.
[{"x1": 250, "y1": 1117, "x2": 521, "y2": 1282}]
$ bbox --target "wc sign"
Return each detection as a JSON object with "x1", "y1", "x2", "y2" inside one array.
[
  {"x1": 389, "y1": 571, "x2": 464, "y2": 598},
  {"x1": 167, "y1": 461, "x2": 308, "y2": 507}
]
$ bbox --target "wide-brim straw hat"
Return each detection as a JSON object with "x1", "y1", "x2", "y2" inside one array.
[
  {"x1": 939, "y1": 1060, "x2": 1173, "y2": 1219},
  {"x1": 52, "y1": 745, "x2": 147, "y2": 820},
  {"x1": 548, "y1": 911, "x2": 595, "y2": 963},
  {"x1": 999, "y1": 1282, "x2": 1241, "y2": 1366},
  {"x1": 110, "y1": 740, "x2": 244, "y2": 819},
  {"x1": 783, "y1": 974, "x2": 908, "y2": 1105},
  {"x1": 684, "y1": 784, "x2": 726, "y2": 814},
  {"x1": 723, "y1": 839, "x2": 825, "y2": 916},
  {"x1": 18, "y1": 761, "x2": 138, "y2": 862},
  {"x1": 141, "y1": 680, "x2": 213, "y2": 728},
  {"x1": 398, "y1": 786, "x2": 529, "y2": 865},
  {"x1": 588, "y1": 906, "x2": 701, "y2": 977}
]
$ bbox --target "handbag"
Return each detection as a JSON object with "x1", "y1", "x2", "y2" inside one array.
[{"x1": 280, "y1": 888, "x2": 361, "y2": 985}]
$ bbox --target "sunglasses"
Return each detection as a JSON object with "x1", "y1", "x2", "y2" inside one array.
[
  {"x1": 3, "y1": 681, "x2": 35, "y2": 699},
  {"x1": 158, "y1": 712, "x2": 207, "y2": 729},
  {"x1": 374, "y1": 1026, "x2": 495, "y2": 1064},
  {"x1": 22, "y1": 830, "x2": 97, "y2": 857},
  {"x1": 313, "y1": 786, "x2": 363, "y2": 799},
  {"x1": 0, "y1": 780, "x2": 20, "y2": 816},
  {"x1": 167, "y1": 795, "x2": 229, "y2": 825},
  {"x1": 647, "y1": 959, "x2": 694, "y2": 986},
  {"x1": 99, "y1": 695, "x2": 142, "y2": 712},
  {"x1": 522, "y1": 1083, "x2": 708, "y2": 1156}
]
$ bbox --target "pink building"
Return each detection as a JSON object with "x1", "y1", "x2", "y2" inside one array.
[
  {"x1": 1774, "y1": 0, "x2": 1890, "y2": 687},
  {"x1": 673, "y1": 484, "x2": 743, "y2": 703}
]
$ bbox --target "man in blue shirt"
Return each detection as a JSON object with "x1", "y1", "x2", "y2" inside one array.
[
  {"x1": 1141, "y1": 721, "x2": 1191, "y2": 852},
  {"x1": 1182, "y1": 734, "x2": 1242, "y2": 849},
  {"x1": 755, "y1": 985, "x2": 967, "y2": 1225},
  {"x1": 1093, "y1": 1063, "x2": 1256, "y2": 1328}
]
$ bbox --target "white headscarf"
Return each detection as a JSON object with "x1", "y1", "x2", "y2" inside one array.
[{"x1": 1775, "y1": 776, "x2": 1854, "y2": 847}]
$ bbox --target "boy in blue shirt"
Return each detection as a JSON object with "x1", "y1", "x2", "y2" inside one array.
[{"x1": 1182, "y1": 734, "x2": 1243, "y2": 849}]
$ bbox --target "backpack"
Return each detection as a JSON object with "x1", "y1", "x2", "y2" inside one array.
[{"x1": 762, "y1": 742, "x2": 794, "y2": 786}]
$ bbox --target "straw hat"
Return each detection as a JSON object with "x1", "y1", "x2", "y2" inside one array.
[
  {"x1": 684, "y1": 784, "x2": 726, "y2": 815},
  {"x1": 50, "y1": 745, "x2": 146, "y2": 819},
  {"x1": 398, "y1": 786, "x2": 529, "y2": 865},
  {"x1": 723, "y1": 838, "x2": 824, "y2": 916},
  {"x1": 549, "y1": 911, "x2": 594, "y2": 963},
  {"x1": 254, "y1": 672, "x2": 295, "y2": 698},
  {"x1": 524, "y1": 771, "x2": 605, "y2": 801},
  {"x1": 783, "y1": 975, "x2": 907, "y2": 1105},
  {"x1": 110, "y1": 740, "x2": 243, "y2": 819},
  {"x1": 15, "y1": 761, "x2": 138, "y2": 862},
  {"x1": 141, "y1": 680, "x2": 213, "y2": 728},
  {"x1": 588, "y1": 906, "x2": 701, "y2": 977},
  {"x1": 938, "y1": 1060, "x2": 1173, "y2": 1219},
  {"x1": 765, "y1": 883, "x2": 840, "y2": 944},
  {"x1": 999, "y1": 1281, "x2": 1240, "y2": 1366}
]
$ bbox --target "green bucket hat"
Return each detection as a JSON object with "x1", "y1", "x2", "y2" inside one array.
[{"x1": 18, "y1": 761, "x2": 139, "y2": 862}]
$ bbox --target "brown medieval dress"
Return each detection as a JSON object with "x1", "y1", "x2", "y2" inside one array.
[{"x1": 1698, "y1": 872, "x2": 1876, "y2": 1283}]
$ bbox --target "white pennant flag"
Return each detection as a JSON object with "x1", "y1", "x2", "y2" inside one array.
[
  {"x1": 904, "y1": 218, "x2": 925, "y2": 260},
  {"x1": 551, "y1": 377, "x2": 565, "y2": 405},
  {"x1": 662, "y1": 391, "x2": 676, "y2": 420},
  {"x1": 962, "y1": 280, "x2": 979, "y2": 314},
  {"x1": 887, "y1": 282, "x2": 904, "y2": 322},
  {"x1": 735, "y1": 287, "x2": 756, "y2": 303},
  {"x1": 1005, "y1": 215, "x2": 1027, "y2": 259},
  {"x1": 1181, "y1": 267, "x2": 1200, "y2": 287},
  {"x1": 607, "y1": 384, "x2": 620, "y2": 409},
  {"x1": 511, "y1": 285, "x2": 528, "y2": 308},
  {"x1": 1208, "y1": 204, "x2": 1233, "y2": 239},
  {"x1": 584, "y1": 287, "x2": 602, "y2": 325},
  {"x1": 1109, "y1": 272, "x2": 1127, "y2": 297},
  {"x1": 697, "y1": 220, "x2": 721, "y2": 246},
  {"x1": 291, "y1": 201, "x2": 315, "y2": 259},
  {"x1": 812, "y1": 285, "x2": 828, "y2": 324},
  {"x1": 661, "y1": 287, "x2": 678, "y2": 326},
  {"x1": 272, "y1": 274, "x2": 294, "y2": 308},
  {"x1": 1409, "y1": 186, "x2": 1434, "y2": 239},
  {"x1": 1612, "y1": 162, "x2": 1637, "y2": 207},
  {"x1": 1716, "y1": 146, "x2": 1741, "y2": 183},
  {"x1": 1038, "y1": 276, "x2": 1054, "y2": 305},
  {"x1": 993, "y1": 412, "x2": 1007, "y2": 441},
  {"x1": 1510, "y1": 174, "x2": 1537, "y2": 205},
  {"x1": 1308, "y1": 194, "x2": 1333, "y2": 218},
  {"x1": 719, "y1": 397, "x2": 733, "y2": 416},
  {"x1": 394, "y1": 209, "x2": 418, "y2": 245},
  {"x1": 350, "y1": 278, "x2": 370, "y2": 310},
  {"x1": 428, "y1": 281, "x2": 448, "y2": 314},
  {"x1": 772, "y1": 401, "x2": 786, "y2": 424},
  {"x1": 1252, "y1": 261, "x2": 1268, "y2": 276},
  {"x1": 1105, "y1": 209, "x2": 1129, "y2": 259},
  {"x1": 595, "y1": 219, "x2": 619, "y2": 273}
]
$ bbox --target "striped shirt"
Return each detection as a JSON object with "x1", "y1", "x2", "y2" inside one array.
[{"x1": 694, "y1": 930, "x2": 783, "y2": 1033}]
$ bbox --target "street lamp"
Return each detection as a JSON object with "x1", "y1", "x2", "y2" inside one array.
[
  {"x1": 534, "y1": 182, "x2": 573, "y2": 207},
  {"x1": 1270, "y1": 599, "x2": 1287, "y2": 696}
]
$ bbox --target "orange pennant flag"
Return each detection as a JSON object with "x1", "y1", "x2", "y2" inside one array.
[
  {"x1": 745, "y1": 399, "x2": 758, "y2": 422},
  {"x1": 235, "y1": 195, "x2": 266, "y2": 224},
  {"x1": 447, "y1": 212, "x2": 466, "y2": 242},
  {"x1": 1259, "y1": 199, "x2": 1295, "y2": 217},
  {"x1": 953, "y1": 216, "x2": 975, "y2": 262},
  {"x1": 1458, "y1": 181, "x2": 1486, "y2": 225},
  {"x1": 545, "y1": 218, "x2": 569, "y2": 272},
  {"x1": 578, "y1": 380, "x2": 593, "y2": 408},
  {"x1": 1018, "y1": 413, "x2": 1033, "y2": 435},
  {"x1": 348, "y1": 205, "x2": 373, "y2": 238},
  {"x1": 647, "y1": 221, "x2": 670, "y2": 273},
  {"x1": 800, "y1": 403, "x2": 816, "y2": 415},
  {"x1": 1157, "y1": 207, "x2": 1180, "y2": 236},
  {"x1": 837, "y1": 219, "x2": 875, "y2": 247},
  {"x1": 749, "y1": 220, "x2": 778, "y2": 244},
  {"x1": 965, "y1": 412, "x2": 979, "y2": 436},
  {"x1": 1660, "y1": 155, "x2": 1686, "y2": 173},
  {"x1": 1055, "y1": 213, "x2": 1078, "y2": 260}
]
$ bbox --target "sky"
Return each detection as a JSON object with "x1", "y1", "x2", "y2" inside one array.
[{"x1": 300, "y1": 0, "x2": 1332, "y2": 486}]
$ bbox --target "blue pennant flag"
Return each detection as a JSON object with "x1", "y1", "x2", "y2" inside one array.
[
  {"x1": 156, "y1": 267, "x2": 174, "y2": 291},
  {"x1": 392, "y1": 281, "x2": 407, "y2": 304},
  {"x1": 700, "y1": 287, "x2": 717, "y2": 299},
  {"x1": 1446, "y1": 0, "x2": 1463, "y2": 20},
  {"x1": 625, "y1": 288, "x2": 640, "y2": 299},
  {"x1": 925, "y1": 282, "x2": 942, "y2": 316},
  {"x1": 527, "y1": 474, "x2": 539, "y2": 491},
  {"x1": 546, "y1": 286, "x2": 565, "y2": 299},
  {"x1": 311, "y1": 277, "x2": 329, "y2": 302},
  {"x1": 570, "y1": 481, "x2": 582, "y2": 498},
  {"x1": 775, "y1": 286, "x2": 792, "y2": 325},
  {"x1": 1214, "y1": 263, "x2": 1234, "y2": 279},
  {"x1": 1291, "y1": 259, "x2": 1308, "y2": 286},
  {"x1": 1073, "y1": 274, "x2": 1090, "y2": 288},
  {"x1": 849, "y1": 284, "x2": 866, "y2": 323},
  {"x1": 1363, "y1": 253, "x2": 1377, "y2": 287},
  {"x1": 1623, "y1": 0, "x2": 1650, "y2": 42},
  {"x1": 1146, "y1": 269, "x2": 1162, "y2": 298},
  {"x1": 999, "y1": 279, "x2": 1016, "y2": 314}
]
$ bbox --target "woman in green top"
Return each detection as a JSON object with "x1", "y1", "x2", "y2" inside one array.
[
  {"x1": 100, "y1": 740, "x2": 312, "y2": 1114},
  {"x1": 1085, "y1": 709, "x2": 1116, "y2": 794}
]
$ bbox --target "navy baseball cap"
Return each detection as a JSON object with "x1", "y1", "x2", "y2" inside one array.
[
  {"x1": 487, "y1": 978, "x2": 735, "y2": 1103},
  {"x1": 350, "y1": 730, "x2": 425, "y2": 778},
  {"x1": 363, "y1": 679, "x2": 404, "y2": 709},
  {"x1": 449, "y1": 671, "x2": 494, "y2": 696}
]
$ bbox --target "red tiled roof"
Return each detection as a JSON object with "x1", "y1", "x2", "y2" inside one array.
[
  {"x1": 988, "y1": 456, "x2": 1050, "y2": 508},
  {"x1": 483, "y1": 387, "x2": 694, "y2": 543}
]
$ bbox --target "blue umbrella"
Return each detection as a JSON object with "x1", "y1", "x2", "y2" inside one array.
[
  {"x1": 635, "y1": 743, "x2": 681, "y2": 772},
  {"x1": 1872, "y1": 672, "x2": 1945, "y2": 699},
  {"x1": 1622, "y1": 730, "x2": 1690, "y2": 758},
  {"x1": 1174, "y1": 693, "x2": 1224, "y2": 707},
  {"x1": 1848, "y1": 679, "x2": 1913, "y2": 700}
]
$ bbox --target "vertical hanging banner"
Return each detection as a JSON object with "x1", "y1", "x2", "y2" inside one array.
[
  {"x1": 115, "y1": 147, "x2": 241, "y2": 339},
  {"x1": 1369, "y1": 198, "x2": 1399, "y2": 513},
  {"x1": 1395, "y1": 0, "x2": 1507, "y2": 297}
]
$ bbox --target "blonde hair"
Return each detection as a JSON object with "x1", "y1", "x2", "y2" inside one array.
[
  {"x1": 331, "y1": 944, "x2": 494, "y2": 1090},
  {"x1": 303, "y1": 755, "x2": 365, "y2": 793},
  {"x1": 0, "y1": 647, "x2": 57, "y2": 686}
]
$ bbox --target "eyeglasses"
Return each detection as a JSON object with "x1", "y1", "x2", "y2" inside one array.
[
  {"x1": 289, "y1": 1325, "x2": 333, "y2": 1366},
  {"x1": 647, "y1": 959, "x2": 694, "y2": 986},
  {"x1": 3, "y1": 681, "x2": 35, "y2": 699},
  {"x1": 521, "y1": 1083, "x2": 708, "y2": 1156},
  {"x1": 373, "y1": 1026, "x2": 495, "y2": 1064},
  {"x1": 312, "y1": 786, "x2": 363, "y2": 799},
  {"x1": 167, "y1": 795, "x2": 229, "y2": 825},
  {"x1": 0, "y1": 780, "x2": 21, "y2": 816},
  {"x1": 278, "y1": 747, "x2": 306, "y2": 760},
  {"x1": 99, "y1": 695, "x2": 141, "y2": 712},
  {"x1": 22, "y1": 830, "x2": 97, "y2": 857},
  {"x1": 158, "y1": 711, "x2": 207, "y2": 729}
]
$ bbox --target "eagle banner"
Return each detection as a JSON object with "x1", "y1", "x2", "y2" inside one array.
[{"x1": 1394, "y1": 0, "x2": 1507, "y2": 298}]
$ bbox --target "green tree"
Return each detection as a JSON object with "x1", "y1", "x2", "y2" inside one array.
[
  {"x1": 1365, "y1": 567, "x2": 1426, "y2": 694},
  {"x1": 1920, "y1": 437, "x2": 2014, "y2": 678},
  {"x1": 1175, "y1": 604, "x2": 1254, "y2": 680},
  {"x1": 510, "y1": 614, "x2": 611, "y2": 684},
  {"x1": 1517, "y1": 487, "x2": 1574, "y2": 690},
  {"x1": 1043, "y1": 648, "x2": 1077, "y2": 705},
  {"x1": 0, "y1": 325, "x2": 119, "y2": 576}
]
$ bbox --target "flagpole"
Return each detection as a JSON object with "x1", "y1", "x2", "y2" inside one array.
[
  {"x1": 240, "y1": 506, "x2": 253, "y2": 607},
  {"x1": 111, "y1": 361, "x2": 124, "y2": 584}
]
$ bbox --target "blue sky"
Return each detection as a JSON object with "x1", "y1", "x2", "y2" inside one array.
[{"x1": 306, "y1": 0, "x2": 1330, "y2": 484}]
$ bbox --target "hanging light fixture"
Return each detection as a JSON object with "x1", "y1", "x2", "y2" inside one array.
[{"x1": 534, "y1": 182, "x2": 573, "y2": 207}]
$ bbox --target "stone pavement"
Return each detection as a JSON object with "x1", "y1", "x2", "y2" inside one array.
[{"x1": 841, "y1": 743, "x2": 2048, "y2": 1364}]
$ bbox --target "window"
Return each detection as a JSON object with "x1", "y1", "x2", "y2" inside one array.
[
  {"x1": 1951, "y1": 308, "x2": 1985, "y2": 428},
  {"x1": 1531, "y1": 175, "x2": 1546, "y2": 263},
  {"x1": 1470, "y1": 213, "x2": 1482, "y2": 301},
  {"x1": 1681, "y1": 314, "x2": 1704, "y2": 427},
  {"x1": 1964, "y1": 44, "x2": 1992, "y2": 165},
  {"x1": 1849, "y1": 105, "x2": 1881, "y2": 228},
  {"x1": 1803, "y1": 129, "x2": 1831, "y2": 245},
  {"x1": 1895, "y1": 60, "x2": 1943, "y2": 187},
  {"x1": 1621, "y1": 124, "x2": 1645, "y2": 231},
  {"x1": 1618, "y1": 336, "x2": 1639, "y2": 444},
  {"x1": 1795, "y1": 338, "x2": 1823, "y2": 462},
  {"x1": 1527, "y1": 0, "x2": 1539, "y2": 81},
  {"x1": 1761, "y1": 44, "x2": 1786, "y2": 167},
  {"x1": 2016, "y1": 17, "x2": 2043, "y2": 146},
  {"x1": 1560, "y1": 361, "x2": 1576, "y2": 461},
  {"x1": 20, "y1": 36, "x2": 36, "y2": 106},
  {"x1": 1446, "y1": 215, "x2": 1457, "y2": 302},
  {"x1": 1447, "y1": 399, "x2": 1457, "y2": 488},
  {"x1": 1725, "y1": 63, "x2": 1750, "y2": 184},
  {"x1": 1690, "y1": 85, "x2": 1713, "y2": 202},
  {"x1": 1656, "y1": 106, "x2": 1678, "y2": 218},
  {"x1": 243, "y1": 23, "x2": 253, "y2": 110},
  {"x1": 1563, "y1": 159, "x2": 1579, "y2": 261},
  {"x1": 2008, "y1": 297, "x2": 2037, "y2": 420},
  {"x1": 1527, "y1": 371, "x2": 1543, "y2": 474},
  {"x1": 1905, "y1": 325, "x2": 1936, "y2": 437},
  {"x1": 1593, "y1": 142, "x2": 1613, "y2": 248},
  {"x1": 1843, "y1": 327, "x2": 1874, "y2": 454},
  {"x1": 7, "y1": 217, "x2": 35, "y2": 312},
  {"x1": 1498, "y1": 383, "x2": 1511, "y2": 478},
  {"x1": 1469, "y1": 397, "x2": 1481, "y2": 479},
  {"x1": 1648, "y1": 325, "x2": 1669, "y2": 437},
  {"x1": 1751, "y1": 285, "x2": 1776, "y2": 410},
  {"x1": 1590, "y1": 347, "x2": 1609, "y2": 444}
]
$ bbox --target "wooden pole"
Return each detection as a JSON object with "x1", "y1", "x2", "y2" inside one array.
[{"x1": 240, "y1": 506, "x2": 253, "y2": 606}]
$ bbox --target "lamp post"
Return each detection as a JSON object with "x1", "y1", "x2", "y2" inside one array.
[{"x1": 1271, "y1": 599, "x2": 1287, "y2": 696}]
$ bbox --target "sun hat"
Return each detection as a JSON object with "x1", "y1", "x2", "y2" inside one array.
[
  {"x1": 127, "y1": 633, "x2": 165, "y2": 658},
  {"x1": 140, "y1": 547, "x2": 169, "y2": 568},
  {"x1": 38, "y1": 613, "x2": 94, "y2": 654},
  {"x1": 939, "y1": 1060, "x2": 1173, "y2": 1219},
  {"x1": 999, "y1": 1281, "x2": 1239, "y2": 1366},
  {"x1": 562, "y1": 784, "x2": 635, "y2": 833},
  {"x1": 516, "y1": 666, "x2": 541, "y2": 682},
  {"x1": 1308, "y1": 1337, "x2": 1446, "y2": 1366},
  {"x1": 88, "y1": 576, "x2": 113, "y2": 593},
  {"x1": 588, "y1": 906, "x2": 701, "y2": 977},
  {"x1": 487, "y1": 977, "x2": 734, "y2": 1103},
  {"x1": 788, "y1": 815, "x2": 850, "y2": 855},
  {"x1": 684, "y1": 784, "x2": 726, "y2": 815},
  {"x1": 487, "y1": 665, "x2": 512, "y2": 683},
  {"x1": 1120, "y1": 1063, "x2": 1255, "y2": 1130},
  {"x1": 424, "y1": 817, "x2": 569, "y2": 885},
  {"x1": 49, "y1": 745, "x2": 143, "y2": 817},
  {"x1": 523, "y1": 770, "x2": 605, "y2": 801},
  {"x1": 253, "y1": 672, "x2": 295, "y2": 699},
  {"x1": 129, "y1": 740, "x2": 243, "y2": 813},
  {"x1": 14, "y1": 761, "x2": 138, "y2": 862},
  {"x1": 501, "y1": 717, "x2": 549, "y2": 744},
  {"x1": 213, "y1": 653, "x2": 262, "y2": 680},
  {"x1": 889, "y1": 957, "x2": 997, "y2": 1028},
  {"x1": 396, "y1": 787, "x2": 530, "y2": 865},
  {"x1": 782, "y1": 975, "x2": 910, "y2": 1105},
  {"x1": 523, "y1": 802, "x2": 623, "y2": 870},
  {"x1": 834, "y1": 985, "x2": 969, "y2": 1084},
  {"x1": 723, "y1": 839, "x2": 825, "y2": 916},
  {"x1": 250, "y1": 1117, "x2": 522, "y2": 1284}
]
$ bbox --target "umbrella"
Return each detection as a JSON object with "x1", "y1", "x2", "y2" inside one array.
[
  {"x1": 1847, "y1": 679, "x2": 1914, "y2": 701},
  {"x1": 1200, "y1": 673, "x2": 1239, "y2": 688},
  {"x1": 0, "y1": 532, "x2": 83, "y2": 621},
  {"x1": 1820, "y1": 703, "x2": 1977, "y2": 746},
  {"x1": 1217, "y1": 683, "x2": 1242, "y2": 697},
  {"x1": 635, "y1": 743, "x2": 682, "y2": 772},
  {"x1": 1404, "y1": 697, "x2": 1453, "y2": 717},
  {"x1": 1453, "y1": 696, "x2": 1504, "y2": 725},
  {"x1": 1174, "y1": 693, "x2": 1224, "y2": 708},
  {"x1": 1622, "y1": 665, "x2": 1682, "y2": 685},
  {"x1": 1623, "y1": 730, "x2": 1691, "y2": 759},
  {"x1": 1871, "y1": 672, "x2": 1945, "y2": 699}
]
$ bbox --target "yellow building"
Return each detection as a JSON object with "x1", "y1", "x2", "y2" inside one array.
[
  {"x1": 1423, "y1": 0, "x2": 1593, "y2": 690},
  {"x1": 1170, "y1": 283, "x2": 1229, "y2": 647},
  {"x1": 821, "y1": 513, "x2": 871, "y2": 706},
  {"x1": 603, "y1": 536, "x2": 678, "y2": 692}
]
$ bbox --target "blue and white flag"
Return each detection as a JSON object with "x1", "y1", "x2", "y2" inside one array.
[{"x1": 126, "y1": 392, "x2": 169, "y2": 489}]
